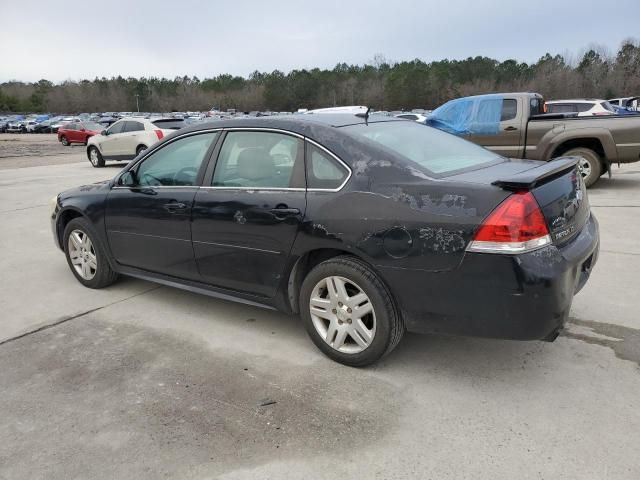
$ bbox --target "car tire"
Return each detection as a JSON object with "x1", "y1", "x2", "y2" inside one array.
[
  {"x1": 63, "y1": 217, "x2": 118, "y2": 289},
  {"x1": 60, "y1": 136, "x2": 69, "y2": 146},
  {"x1": 136, "y1": 145, "x2": 147, "y2": 156},
  {"x1": 88, "y1": 146, "x2": 105, "y2": 168},
  {"x1": 563, "y1": 147, "x2": 602, "y2": 187},
  {"x1": 299, "y1": 256, "x2": 404, "y2": 367}
]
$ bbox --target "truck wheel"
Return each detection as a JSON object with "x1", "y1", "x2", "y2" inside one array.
[{"x1": 563, "y1": 148, "x2": 602, "y2": 187}]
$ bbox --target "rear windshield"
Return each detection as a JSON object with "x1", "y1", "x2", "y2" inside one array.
[
  {"x1": 152, "y1": 119, "x2": 185, "y2": 130},
  {"x1": 343, "y1": 121, "x2": 502, "y2": 175}
]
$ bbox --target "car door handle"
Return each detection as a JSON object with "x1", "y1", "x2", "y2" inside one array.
[
  {"x1": 164, "y1": 202, "x2": 188, "y2": 212},
  {"x1": 504, "y1": 126, "x2": 518, "y2": 131},
  {"x1": 270, "y1": 207, "x2": 300, "y2": 217}
]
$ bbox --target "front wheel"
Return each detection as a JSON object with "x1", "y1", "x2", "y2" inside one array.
[
  {"x1": 63, "y1": 217, "x2": 118, "y2": 289},
  {"x1": 563, "y1": 147, "x2": 602, "y2": 187},
  {"x1": 60, "y1": 136, "x2": 69, "y2": 146},
  {"x1": 88, "y1": 146, "x2": 105, "y2": 167},
  {"x1": 299, "y1": 256, "x2": 404, "y2": 367}
]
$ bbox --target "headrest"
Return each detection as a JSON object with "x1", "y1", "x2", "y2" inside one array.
[{"x1": 237, "y1": 148, "x2": 276, "y2": 181}]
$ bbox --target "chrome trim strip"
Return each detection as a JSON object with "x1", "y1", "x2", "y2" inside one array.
[
  {"x1": 108, "y1": 230, "x2": 191, "y2": 242},
  {"x1": 112, "y1": 186, "x2": 198, "y2": 190},
  {"x1": 466, "y1": 235, "x2": 552, "y2": 254},
  {"x1": 199, "y1": 186, "x2": 305, "y2": 192},
  {"x1": 192, "y1": 240, "x2": 281, "y2": 255}
]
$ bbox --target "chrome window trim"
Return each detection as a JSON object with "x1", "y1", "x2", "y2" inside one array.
[
  {"x1": 115, "y1": 126, "x2": 353, "y2": 193},
  {"x1": 114, "y1": 128, "x2": 224, "y2": 186},
  {"x1": 304, "y1": 138, "x2": 352, "y2": 192}
]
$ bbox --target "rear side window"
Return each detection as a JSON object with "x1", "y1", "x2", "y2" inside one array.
[
  {"x1": 576, "y1": 103, "x2": 594, "y2": 112},
  {"x1": 124, "y1": 121, "x2": 145, "y2": 132},
  {"x1": 212, "y1": 131, "x2": 303, "y2": 188},
  {"x1": 64, "y1": 123, "x2": 77, "y2": 130},
  {"x1": 306, "y1": 143, "x2": 349, "y2": 190},
  {"x1": 501, "y1": 99, "x2": 517, "y2": 121},
  {"x1": 344, "y1": 121, "x2": 501, "y2": 176},
  {"x1": 530, "y1": 97, "x2": 545, "y2": 116},
  {"x1": 601, "y1": 102, "x2": 616, "y2": 113},
  {"x1": 547, "y1": 103, "x2": 577, "y2": 113}
]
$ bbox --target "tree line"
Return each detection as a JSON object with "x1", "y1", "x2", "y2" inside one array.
[{"x1": 1, "y1": 40, "x2": 639, "y2": 114}]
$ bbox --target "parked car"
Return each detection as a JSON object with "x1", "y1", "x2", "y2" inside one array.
[
  {"x1": 608, "y1": 96, "x2": 639, "y2": 111},
  {"x1": 24, "y1": 120, "x2": 40, "y2": 132},
  {"x1": 5, "y1": 120, "x2": 26, "y2": 133},
  {"x1": 545, "y1": 99, "x2": 616, "y2": 116},
  {"x1": 426, "y1": 92, "x2": 640, "y2": 187},
  {"x1": 85, "y1": 118, "x2": 183, "y2": 167},
  {"x1": 51, "y1": 117, "x2": 78, "y2": 133},
  {"x1": 32, "y1": 120, "x2": 54, "y2": 133},
  {"x1": 50, "y1": 115, "x2": 599, "y2": 366},
  {"x1": 57, "y1": 121, "x2": 104, "y2": 146},
  {"x1": 394, "y1": 112, "x2": 427, "y2": 122}
]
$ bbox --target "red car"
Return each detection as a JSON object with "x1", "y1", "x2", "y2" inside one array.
[{"x1": 58, "y1": 122, "x2": 104, "y2": 146}]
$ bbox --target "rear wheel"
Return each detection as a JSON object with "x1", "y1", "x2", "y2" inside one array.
[
  {"x1": 88, "y1": 146, "x2": 105, "y2": 167},
  {"x1": 563, "y1": 147, "x2": 602, "y2": 187},
  {"x1": 299, "y1": 256, "x2": 404, "y2": 367},
  {"x1": 136, "y1": 145, "x2": 147, "y2": 156},
  {"x1": 63, "y1": 217, "x2": 118, "y2": 289},
  {"x1": 60, "y1": 136, "x2": 69, "y2": 146}
]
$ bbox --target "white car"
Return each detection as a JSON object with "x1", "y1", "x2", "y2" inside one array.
[
  {"x1": 545, "y1": 99, "x2": 616, "y2": 116},
  {"x1": 608, "y1": 96, "x2": 639, "y2": 111},
  {"x1": 394, "y1": 112, "x2": 427, "y2": 122},
  {"x1": 86, "y1": 117, "x2": 184, "y2": 167}
]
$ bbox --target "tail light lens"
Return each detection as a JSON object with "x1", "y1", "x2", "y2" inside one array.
[
  {"x1": 467, "y1": 191, "x2": 551, "y2": 254},
  {"x1": 154, "y1": 129, "x2": 164, "y2": 140}
]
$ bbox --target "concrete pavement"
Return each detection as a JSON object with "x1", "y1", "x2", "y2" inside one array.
[{"x1": 0, "y1": 161, "x2": 639, "y2": 479}]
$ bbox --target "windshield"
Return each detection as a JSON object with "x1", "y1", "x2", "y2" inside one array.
[{"x1": 343, "y1": 121, "x2": 502, "y2": 175}]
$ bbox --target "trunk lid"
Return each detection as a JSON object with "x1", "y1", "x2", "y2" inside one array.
[{"x1": 451, "y1": 157, "x2": 589, "y2": 245}]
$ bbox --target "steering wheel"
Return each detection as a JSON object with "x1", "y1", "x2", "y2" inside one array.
[{"x1": 173, "y1": 166, "x2": 199, "y2": 185}]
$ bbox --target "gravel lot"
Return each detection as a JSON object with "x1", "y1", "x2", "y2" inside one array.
[
  {"x1": 0, "y1": 133, "x2": 88, "y2": 169},
  {"x1": 0, "y1": 135, "x2": 639, "y2": 479}
]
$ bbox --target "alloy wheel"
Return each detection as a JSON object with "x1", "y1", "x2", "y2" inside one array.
[
  {"x1": 89, "y1": 148, "x2": 99, "y2": 166},
  {"x1": 578, "y1": 157, "x2": 592, "y2": 180},
  {"x1": 309, "y1": 275, "x2": 376, "y2": 354},
  {"x1": 68, "y1": 229, "x2": 97, "y2": 280}
]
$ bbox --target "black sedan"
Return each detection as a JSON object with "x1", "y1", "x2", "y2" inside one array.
[{"x1": 50, "y1": 115, "x2": 599, "y2": 366}]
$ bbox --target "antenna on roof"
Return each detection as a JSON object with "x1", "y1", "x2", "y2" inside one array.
[{"x1": 355, "y1": 106, "x2": 370, "y2": 121}]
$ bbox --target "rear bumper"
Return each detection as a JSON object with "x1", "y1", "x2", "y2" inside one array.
[{"x1": 379, "y1": 213, "x2": 599, "y2": 341}]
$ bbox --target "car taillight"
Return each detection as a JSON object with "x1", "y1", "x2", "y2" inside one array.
[
  {"x1": 467, "y1": 191, "x2": 551, "y2": 254},
  {"x1": 154, "y1": 129, "x2": 164, "y2": 140}
]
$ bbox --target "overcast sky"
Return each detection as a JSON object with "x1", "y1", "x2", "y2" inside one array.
[{"x1": 1, "y1": 0, "x2": 639, "y2": 83}]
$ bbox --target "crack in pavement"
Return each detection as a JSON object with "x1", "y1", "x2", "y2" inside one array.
[
  {"x1": 0, "y1": 285, "x2": 161, "y2": 348},
  {"x1": 0, "y1": 203, "x2": 48, "y2": 214},
  {"x1": 564, "y1": 317, "x2": 640, "y2": 368},
  {"x1": 600, "y1": 249, "x2": 640, "y2": 257}
]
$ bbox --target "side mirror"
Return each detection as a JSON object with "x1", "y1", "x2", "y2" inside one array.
[
  {"x1": 118, "y1": 171, "x2": 137, "y2": 187},
  {"x1": 101, "y1": 130, "x2": 108, "y2": 136}
]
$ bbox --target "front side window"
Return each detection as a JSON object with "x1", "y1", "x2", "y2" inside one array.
[
  {"x1": 135, "y1": 132, "x2": 218, "y2": 187},
  {"x1": 212, "y1": 131, "x2": 302, "y2": 188},
  {"x1": 107, "y1": 121, "x2": 125, "y2": 135},
  {"x1": 344, "y1": 121, "x2": 501, "y2": 176},
  {"x1": 125, "y1": 121, "x2": 145, "y2": 132},
  {"x1": 306, "y1": 143, "x2": 348, "y2": 190}
]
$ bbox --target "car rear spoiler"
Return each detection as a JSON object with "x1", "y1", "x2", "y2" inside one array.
[{"x1": 492, "y1": 157, "x2": 579, "y2": 190}]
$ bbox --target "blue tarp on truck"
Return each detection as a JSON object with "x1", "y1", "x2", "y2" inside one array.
[{"x1": 425, "y1": 94, "x2": 504, "y2": 136}]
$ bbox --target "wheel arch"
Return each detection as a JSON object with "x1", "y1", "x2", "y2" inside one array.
[
  {"x1": 286, "y1": 247, "x2": 378, "y2": 314},
  {"x1": 55, "y1": 207, "x2": 85, "y2": 250}
]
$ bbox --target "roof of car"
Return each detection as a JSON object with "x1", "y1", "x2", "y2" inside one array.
[{"x1": 176, "y1": 113, "x2": 403, "y2": 137}]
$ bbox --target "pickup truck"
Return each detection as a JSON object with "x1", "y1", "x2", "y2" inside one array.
[{"x1": 426, "y1": 92, "x2": 640, "y2": 186}]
